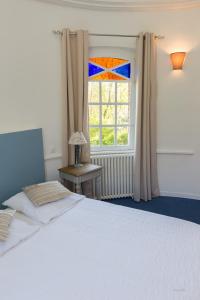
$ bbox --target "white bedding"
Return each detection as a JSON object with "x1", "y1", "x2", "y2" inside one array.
[
  {"x1": 0, "y1": 198, "x2": 200, "y2": 300},
  {"x1": 0, "y1": 212, "x2": 39, "y2": 257}
]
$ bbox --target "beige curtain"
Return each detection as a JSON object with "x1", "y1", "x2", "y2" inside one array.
[
  {"x1": 133, "y1": 32, "x2": 160, "y2": 202},
  {"x1": 61, "y1": 29, "x2": 90, "y2": 167}
]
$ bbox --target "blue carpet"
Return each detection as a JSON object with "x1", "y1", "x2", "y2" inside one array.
[{"x1": 103, "y1": 196, "x2": 200, "y2": 224}]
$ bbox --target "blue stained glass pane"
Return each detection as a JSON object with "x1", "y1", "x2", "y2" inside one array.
[
  {"x1": 112, "y1": 63, "x2": 131, "y2": 78},
  {"x1": 89, "y1": 63, "x2": 104, "y2": 77}
]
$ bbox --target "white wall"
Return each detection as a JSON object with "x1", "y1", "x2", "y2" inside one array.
[{"x1": 1, "y1": 0, "x2": 200, "y2": 199}]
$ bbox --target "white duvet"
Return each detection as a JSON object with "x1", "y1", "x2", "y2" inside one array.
[{"x1": 0, "y1": 198, "x2": 200, "y2": 300}]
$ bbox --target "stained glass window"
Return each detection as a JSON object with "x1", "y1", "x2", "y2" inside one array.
[
  {"x1": 88, "y1": 57, "x2": 133, "y2": 150},
  {"x1": 88, "y1": 57, "x2": 131, "y2": 81}
]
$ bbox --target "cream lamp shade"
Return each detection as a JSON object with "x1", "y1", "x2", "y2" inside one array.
[{"x1": 68, "y1": 132, "x2": 87, "y2": 145}]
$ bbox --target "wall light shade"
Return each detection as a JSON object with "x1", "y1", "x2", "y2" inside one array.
[{"x1": 170, "y1": 52, "x2": 186, "y2": 70}]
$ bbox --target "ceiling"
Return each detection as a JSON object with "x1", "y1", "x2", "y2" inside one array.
[{"x1": 39, "y1": 0, "x2": 200, "y2": 11}]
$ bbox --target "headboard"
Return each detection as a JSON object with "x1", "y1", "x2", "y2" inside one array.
[{"x1": 0, "y1": 129, "x2": 45, "y2": 206}]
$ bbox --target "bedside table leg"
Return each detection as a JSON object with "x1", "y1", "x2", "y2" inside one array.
[
  {"x1": 95, "y1": 175, "x2": 101, "y2": 200},
  {"x1": 92, "y1": 179, "x2": 96, "y2": 198},
  {"x1": 73, "y1": 183, "x2": 76, "y2": 193},
  {"x1": 75, "y1": 183, "x2": 82, "y2": 194}
]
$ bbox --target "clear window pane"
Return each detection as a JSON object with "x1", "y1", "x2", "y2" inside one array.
[
  {"x1": 102, "y1": 105, "x2": 115, "y2": 125},
  {"x1": 102, "y1": 127, "x2": 114, "y2": 145},
  {"x1": 101, "y1": 82, "x2": 115, "y2": 103},
  {"x1": 90, "y1": 128, "x2": 100, "y2": 145},
  {"x1": 117, "y1": 82, "x2": 129, "y2": 103},
  {"x1": 88, "y1": 82, "x2": 99, "y2": 103},
  {"x1": 117, "y1": 105, "x2": 129, "y2": 125},
  {"x1": 89, "y1": 105, "x2": 99, "y2": 125},
  {"x1": 117, "y1": 127, "x2": 128, "y2": 145}
]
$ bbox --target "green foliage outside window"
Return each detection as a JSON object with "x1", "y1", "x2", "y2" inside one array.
[{"x1": 89, "y1": 81, "x2": 130, "y2": 147}]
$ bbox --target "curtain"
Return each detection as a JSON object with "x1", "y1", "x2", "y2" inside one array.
[
  {"x1": 61, "y1": 29, "x2": 91, "y2": 195},
  {"x1": 133, "y1": 32, "x2": 160, "y2": 202},
  {"x1": 61, "y1": 29, "x2": 90, "y2": 166}
]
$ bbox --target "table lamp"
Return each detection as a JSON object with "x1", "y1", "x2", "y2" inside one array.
[{"x1": 68, "y1": 132, "x2": 87, "y2": 167}]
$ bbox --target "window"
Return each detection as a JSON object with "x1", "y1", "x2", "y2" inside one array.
[{"x1": 88, "y1": 57, "x2": 134, "y2": 151}]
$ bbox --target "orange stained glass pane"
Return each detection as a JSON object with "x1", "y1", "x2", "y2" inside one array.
[
  {"x1": 89, "y1": 57, "x2": 128, "y2": 69},
  {"x1": 91, "y1": 72, "x2": 126, "y2": 81}
]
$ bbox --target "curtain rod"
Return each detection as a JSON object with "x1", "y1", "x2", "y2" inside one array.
[{"x1": 52, "y1": 30, "x2": 164, "y2": 39}]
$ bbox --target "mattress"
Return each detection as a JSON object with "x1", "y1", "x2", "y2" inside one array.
[{"x1": 0, "y1": 198, "x2": 200, "y2": 300}]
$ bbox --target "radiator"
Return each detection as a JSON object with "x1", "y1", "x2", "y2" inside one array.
[{"x1": 91, "y1": 153, "x2": 134, "y2": 200}]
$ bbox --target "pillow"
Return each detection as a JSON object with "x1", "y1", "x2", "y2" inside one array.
[
  {"x1": 0, "y1": 209, "x2": 15, "y2": 241},
  {"x1": 0, "y1": 213, "x2": 40, "y2": 256},
  {"x1": 23, "y1": 181, "x2": 72, "y2": 206},
  {"x1": 3, "y1": 191, "x2": 85, "y2": 224}
]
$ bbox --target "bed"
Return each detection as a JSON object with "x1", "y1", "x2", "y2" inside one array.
[{"x1": 0, "y1": 129, "x2": 200, "y2": 300}]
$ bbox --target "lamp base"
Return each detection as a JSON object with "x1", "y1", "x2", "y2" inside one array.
[
  {"x1": 74, "y1": 163, "x2": 83, "y2": 168},
  {"x1": 74, "y1": 145, "x2": 82, "y2": 168}
]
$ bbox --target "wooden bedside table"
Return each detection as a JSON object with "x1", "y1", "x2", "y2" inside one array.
[{"x1": 58, "y1": 163, "x2": 102, "y2": 199}]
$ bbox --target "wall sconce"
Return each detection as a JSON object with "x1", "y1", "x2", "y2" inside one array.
[{"x1": 170, "y1": 52, "x2": 186, "y2": 70}]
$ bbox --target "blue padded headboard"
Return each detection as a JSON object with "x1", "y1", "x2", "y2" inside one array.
[{"x1": 0, "y1": 129, "x2": 45, "y2": 205}]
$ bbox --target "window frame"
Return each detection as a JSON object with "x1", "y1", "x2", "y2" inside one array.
[{"x1": 88, "y1": 78, "x2": 135, "y2": 152}]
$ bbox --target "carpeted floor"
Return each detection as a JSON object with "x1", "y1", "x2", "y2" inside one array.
[{"x1": 103, "y1": 196, "x2": 200, "y2": 224}]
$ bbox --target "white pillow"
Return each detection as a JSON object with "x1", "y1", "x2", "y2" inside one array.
[
  {"x1": 0, "y1": 214, "x2": 40, "y2": 257},
  {"x1": 3, "y1": 192, "x2": 85, "y2": 224}
]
